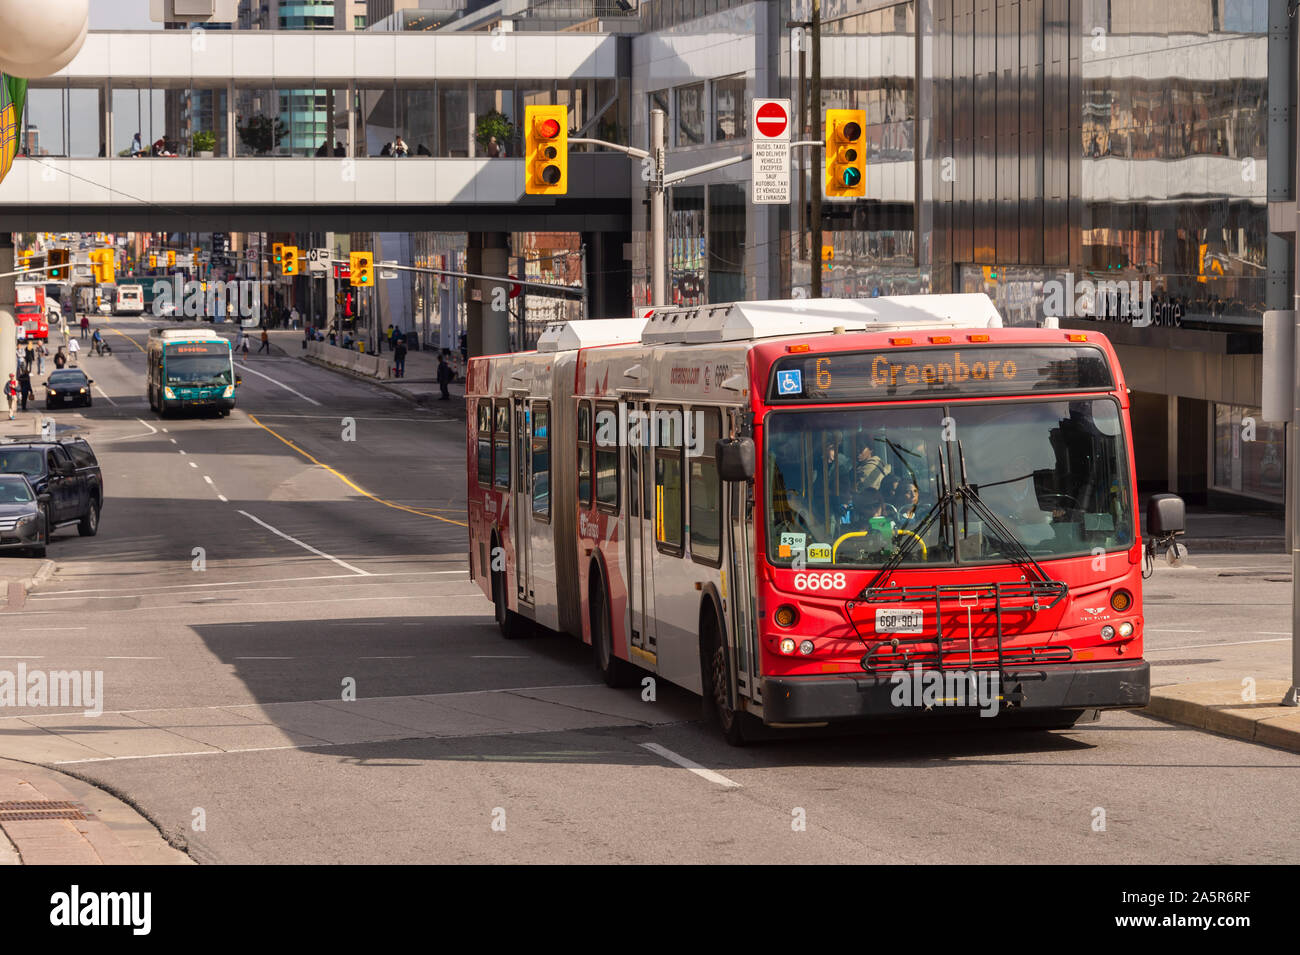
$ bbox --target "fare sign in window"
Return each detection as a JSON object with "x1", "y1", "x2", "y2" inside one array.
[{"x1": 768, "y1": 346, "x2": 1114, "y2": 402}]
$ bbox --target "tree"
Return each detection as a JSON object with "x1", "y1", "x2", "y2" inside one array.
[
  {"x1": 236, "y1": 115, "x2": 287, "y2": 156},
  {"x1": 475, "y1": 109, "x2": 514, "y2": 155}
]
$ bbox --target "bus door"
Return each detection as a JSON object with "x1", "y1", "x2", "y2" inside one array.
[
  {"x1": 625, "y1": 399, "x2": 655, "y2": 659},
  {"x1": 512, "y1": 396, "x2": 533, "y2": 607},
  {"x1": 725, "y1": 409, "x2": 759, "y2": 700}
]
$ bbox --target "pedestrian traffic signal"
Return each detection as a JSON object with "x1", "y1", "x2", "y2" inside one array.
[
  {"x1": 167, "y1": 250, "x2": 176, "y2": 267},
  {"x1": 282, "y1": 246, "x2": 299, "y2": 276},
  {"x1": 89, "y1": 249, "x2": 115, "y2": 285},
  {"x1": 47, "y1": 248, "x2": 69, "y2": 279},
  {"x1": 824, "y1": 108, "x2": 866, "y2": 199},
  {"x1": 350, "y1": 252, "x2": 373, "y2": 287},
  {"x1": 525, "y1": 105, "x2": 568, "y2": 196}
]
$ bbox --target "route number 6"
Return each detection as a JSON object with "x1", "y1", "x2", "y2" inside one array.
[{"x1": 793, "y1": 572, "x2": 846, "y2": 591}]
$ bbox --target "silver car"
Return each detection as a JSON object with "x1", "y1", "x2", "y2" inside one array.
[{"x1": 0, "y1": 473, "x2": 50, "y2": 557}]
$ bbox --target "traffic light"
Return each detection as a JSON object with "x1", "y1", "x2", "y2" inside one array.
[
  {"x1": 47, "y1": 248, "x2": 69, "y2": 279},
  {"x1": 167, "y1": 250, "x2": 176, "y2": 267},
  {"x1": 282, "y1": 246, "x2": 299, "y2": 276},
  {"x1": 273, "y1": 243, "x2": 284, "y2": 267},
  {"x1": 524, "y1": 104, "x2": 568, "y2": 196},
  {"x1": 350, "y1": 251, "x2": 373, "y2": 287},
  {"x1": 149, "y1": 254, "x2": 157, "y2": 269},
  {"x1": 825, "y1": 108, "x2": 867, "y2": 199},
  {"x1": 89, "y1": 249, "x2": 116, "y2": 285}
]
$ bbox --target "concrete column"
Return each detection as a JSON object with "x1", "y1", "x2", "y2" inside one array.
[
  {"x1": 1166, "y1": 393, "x2": 1179, "y2": 493},
  {"x1": 466, "y1": 231, "x2": 510, "y2": 358},
  {"x1": 0, "y1": 236, "x2": 15, "y2": 414}
]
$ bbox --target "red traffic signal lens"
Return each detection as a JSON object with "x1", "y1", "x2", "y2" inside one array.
[
  {"x1": 840, "y1": 121, "x2": 862, "y2": 140},
  {"x1": 536, "y1": 118, "x2": 561, "y2": 139}
]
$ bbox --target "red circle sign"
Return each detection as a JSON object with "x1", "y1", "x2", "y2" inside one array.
[
  {"x1": 755, "y1": 101, "x2": 788, "y2": 139},
  {"x1": 509, "y1": 275, "x2": 521, "y2": 299}
]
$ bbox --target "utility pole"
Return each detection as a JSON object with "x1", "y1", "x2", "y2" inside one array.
[
  {"x1": 650, "y1": 108, "x2": 667, "y2": 306},
  {"x1": 795, "y1": 22, "x2": 808, "y2": 264},
  {"x1": 809, "y1": 0, "x2": 823, "y2": 298}
]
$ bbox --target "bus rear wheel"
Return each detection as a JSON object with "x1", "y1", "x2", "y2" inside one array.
[
  {"x1": 490, "y1": 542, "x2": 525, "y2": 639},
  {"x1": 591, "y1": 574, "x2": 636, "y2": 688}
]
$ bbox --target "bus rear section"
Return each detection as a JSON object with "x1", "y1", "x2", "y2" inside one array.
[
  {"x1": 146, "y1": 327, "x2": 236, "y2": 417},
  {"x1": 116, "y1": 285, "x2": 145, "y2": 316}
]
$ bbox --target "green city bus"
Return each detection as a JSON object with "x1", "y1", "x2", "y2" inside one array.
[{"x1": 146, "y1": 327, "x2": 240, "y2": 417}]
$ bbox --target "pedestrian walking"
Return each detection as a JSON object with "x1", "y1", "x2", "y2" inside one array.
[
  {"x1": 53, "y1": 347, "x2": 66, "y2": 370},
  {"x1": 80, "y1": 315, "x2": 90, "y2": 340},
  {"x1": 91, "y1": 328, "x2": 104, "y2": 356},
  {"x1": 3, "y1": 373, "x2": 16, "y2": 420},
  {"x1": 436, "y1": 354, "x2": 454, "y2": 400},
  {"x1": 241, "y1": 338, "x2": 250, "y2": 361},
  {"x1": 258, "y1": 329, "x2": 270, "y2": 354},
  {"x1": 37, "y1": 343, "x2": 46, "y2": 375},
  {"x1": 393, "y1": 336, "x2": 407, "y2": 378},
  {"x1": 67, "y1": 337, "x2": 80, "y2": 366},
  {"x1": 17, "y1": 366, "x2": 31, "y2": 412}
]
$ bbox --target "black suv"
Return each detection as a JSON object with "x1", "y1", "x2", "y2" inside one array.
[{"x1": 0, "y1": 438, "x2": 103, "y2": 538}]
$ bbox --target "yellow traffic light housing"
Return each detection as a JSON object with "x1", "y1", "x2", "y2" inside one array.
[
  {"x1": 350, "y1": 251, "x2": 374, "y2": 287},
  {"x1": 149, "y1": 254, "x2": 157, "y2": 269},
  {"x1": 89, "y1": 249, "x2": 116, "y2": 285},
  {"x1": 273, "y1": 243, "x2": 284, "y2": 266},
  {"x1": 167, "y1": 250, "x2": 176, "y2": 267},
  {"x1": 525, "y1": 105, "x2": 568, "y2": 196},
  {"x1": 48, "y1": 248, "x2": 69, "y2": 279},
  {"x1": 825, "y1": 108, "x2": 867, "y2": 199},
  {"x1": 282, "y1": 246, "x2": 299, "y2": 276}
]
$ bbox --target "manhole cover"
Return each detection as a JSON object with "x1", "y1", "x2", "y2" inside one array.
[{"x1": 0, "y1": 800, "x2": 87, "y2": 822}]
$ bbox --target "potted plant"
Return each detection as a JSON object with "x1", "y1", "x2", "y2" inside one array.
[
  {"x1": 191, "y1": 130, "x2": 216, "y2": 157},
  {"x1": 474, "y1": 109, "x2": 514, "y2": 157}
]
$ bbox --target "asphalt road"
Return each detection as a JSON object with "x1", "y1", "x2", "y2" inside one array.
[{"x1": 0, "y1": 318, "x2": 1296, "y2": 864}]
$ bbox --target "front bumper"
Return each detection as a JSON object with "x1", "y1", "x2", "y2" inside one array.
[
  {"x1": 0, "y1": 524, "x2": 42, "y2": 550},
  {"x1": 760, "y1": 660, "x2": 1150, "y2": 724},
  {"x1": 163, "y1": 397, "x2": 234, "y2": 410}
]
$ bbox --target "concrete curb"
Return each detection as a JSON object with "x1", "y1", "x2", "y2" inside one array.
[
  {"x1": 1178, "y1": 538, "x2": 1285, "y2": 554},
  {"x1": 1146, "y1": 679, "x2": 1300, "y2": 753},
  {"x1": 301, "y1": 354, "x2": 465, "y2": 407},
  {"x1": 0, "y1": 757, "x2": 192, "y2": 865}
]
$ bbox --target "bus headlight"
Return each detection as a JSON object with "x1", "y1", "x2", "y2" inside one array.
[
  {"x1": 164, "y1": 387, "x2": 176, "y2": 399},
  {"x1": 222, "y1": 385, "x2": 234, "y2": 398},
  {"x1": 798, "y1": 640, "x2": 815, "y2": 656},
  {"x1": 779, "y1": 638, "x2": 797, "y2": 655},
  {"x1": 1101, "y1": 625, "x2": 1116, "y2": 641},
  {"x1": 1118, "y1": 621, "x2": 1134, "y2": 638}
]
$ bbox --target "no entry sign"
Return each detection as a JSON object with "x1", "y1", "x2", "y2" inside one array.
[{"x1": 751, "y1": 98, "x2": 792, "y2": 204}]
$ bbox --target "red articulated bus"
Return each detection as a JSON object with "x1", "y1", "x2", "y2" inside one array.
[{"x1": 468, "y1": 295, "x2": 1182, "y2": 744}]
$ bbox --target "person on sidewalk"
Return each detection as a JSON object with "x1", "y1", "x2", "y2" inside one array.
[
  {"x1": 4, "y1": 373, "x2": 17, "y2": 420},
  {"x1": 258, "y1": 329, "x2": 270, "y2": 354},
  {"x1": 80, "y1": 315, "x2": 90, "y2": 340},
  {"x1": 393, "y1": 336, "x2": 407, "y2": 378},
  {"x1": 17, "y1": 366, "x2": 32, "y2": 412},
  {"x1": 241, "y1": 338, "x2": 250, "y2": 361},
  {"x1": 67, "y1": 336, "x2": 80, "y2": 366},
  {"x1": 437, "y1": 354, "x2": 454, "y2": 400}
]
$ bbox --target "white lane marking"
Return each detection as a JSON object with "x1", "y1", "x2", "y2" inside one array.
[
  {"x1": 1147, "y1": 637, "x2": 1290, "y2": 651},
  {"x1": 1, "y1": 628, "x2": 85, "y2": 632},
  {"x1": 234, "y1": 361, "x2": 322, "y2": 406},
  {"x1": 169, "y1": 438, "x2": 177, "y2": 444},
  {"x1": 237, "y1": 510, "x2": 370, "y2": 576},
  {"x1": 134, "y1": 416, "x2": 156, "y2": 434},
  {"x1": 93, "y1": 385, "x2": 117, "y2": 406},
  {"x1": 472, "y1": 655, "x2": 528, "y2": 659},
  {"x1": 178, "y1": 449, "x2": 186, "y2": 455},
  {"x1": 5, "y1": 592, "x2": 486, "y2": 617},
  {"x1": 640, "y1": 742, "x2": 742, "y2": 789},
  {"x1": 1255, "y1": 632, "x2": 1291, "y2": 635},
  {"x1": 0, "y1": 655, "x2": 43, "y2": 659},
  {"x1": 203, "y1": 475, "x2": 214, "y2": 485},
  {"x1": 104, "y1": 656, "x2": 163, "y2": 660},
  {"x1": 359, "y1": 656, "x2": 415, "y2": 660},
  {"x1": 189, "y1": 461, "x2": 198, "y2": 468},
  {"x1": 30, "y1": 569, "x2": 466, "y2": 598},
  {"x1": 161, "y1": 428, "x2": 168, "y2": 433},
  {"x1": 218, "y1": 494, "x2": 228, "y2": 502}
]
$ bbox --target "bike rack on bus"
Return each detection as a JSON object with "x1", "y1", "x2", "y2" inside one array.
[{"x1": 847, "y1": 580, "x2": 1072, "y2": 687}]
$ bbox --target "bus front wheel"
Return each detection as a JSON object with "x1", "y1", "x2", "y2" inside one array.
[{"x1": 701, "y1": 607, "x2": 752, "y2": 746}]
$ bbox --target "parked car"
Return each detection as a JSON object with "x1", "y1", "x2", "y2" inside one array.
[
  {"x1": 0, "y1": 437, "x2": 102, "y2": 538},
  {"x1": 0, "y1": 473, "x2": 50, "y2": 557},
  {"x1": 45, "y1": 369, "x2": 93, "y2": 409}
]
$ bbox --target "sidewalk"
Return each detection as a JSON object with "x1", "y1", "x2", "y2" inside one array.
[
  {"x1": 275, "y1": 329, "x2": 465, "y2": 406},
  {"x1": 1165, "y1": 505, "x2": 1285, "y2": 554},
  {"x1": 0, "y1": 759, "x2": 191, "y2": 865}
]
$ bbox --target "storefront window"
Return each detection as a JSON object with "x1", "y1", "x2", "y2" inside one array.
[
  {"x1": 1213, "y1": 404, "x2": 1285, "y2": 502},
  {"x1": 712, "y1": 75, "x2": 746, "y2": 141}
]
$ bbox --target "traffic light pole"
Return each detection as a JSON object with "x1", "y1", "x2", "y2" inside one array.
[{"x1": 810, "y1": 0, "x2": 823, "y2": 299}]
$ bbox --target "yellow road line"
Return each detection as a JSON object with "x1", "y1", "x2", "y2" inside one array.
[
  {"x1": 247, "y1": 413, "x2": 467, "y2": 527},
  {"x1": 109, "y1": 326, "x2": 146, "y2": 352}
]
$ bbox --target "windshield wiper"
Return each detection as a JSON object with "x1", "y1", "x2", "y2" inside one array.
[
  {"x1": 953, "y1": 440, "x2": 1055, "y2": 585},
  {"x1": 865, "y1": 444, "x2": 955, "y2": 593}
]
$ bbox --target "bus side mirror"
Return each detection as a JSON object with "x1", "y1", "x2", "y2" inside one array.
[
  {"x1": 717, "y1": 437, "x2": 755, "y2": 482},
  {"x1": 1147, "y1": 493, "x2": 1185, "y2": 537}
]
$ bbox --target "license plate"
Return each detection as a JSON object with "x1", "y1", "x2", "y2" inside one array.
[{"x1": 875, "y1": 609, "x2": 923, "y2": 634}]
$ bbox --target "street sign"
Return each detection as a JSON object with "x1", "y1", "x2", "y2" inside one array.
[
  {"x1": 751, "y1": 98, "x2": 791, "y2": 205},
  {"x1": 509, "y1": 275, "x2": 522, "y2": 299},
  {"x1": 308, "y1": 247, "x2": 329, "y2": 274},
  {"x1": 379, "y1": 259, "x2": 399, "y2": 281}
]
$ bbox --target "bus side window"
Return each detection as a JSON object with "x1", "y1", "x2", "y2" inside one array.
[
  {"x1": 655, "y1": 405, "x2": 683, "y2": 554},
  {"x1": 595, "y1": 402, "x2": 619, "y2": 514},
  {"x1": 689, "y1": 407, "x2": 721, "y2": 565},
  {"x1": 476, "y1": 401, "x2": 493, "y2": 487},
  {"x1": 577, "y1": 401, "x2": 592, "y2": 507},
  {"x1": 493, "y1": 400, "x2": 510, "y2": 489},
  {"x1": 532, "y1": 402, "x2": 550, "y2": 521}
]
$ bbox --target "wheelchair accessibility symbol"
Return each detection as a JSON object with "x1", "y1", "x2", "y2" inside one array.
[{"x1": 776, "y1": 369, "x2": 802, "y2": 395}]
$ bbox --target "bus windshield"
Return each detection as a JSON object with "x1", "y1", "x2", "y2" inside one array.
[
  {"x1": 765, "y1": 398, "x2": 1133, "y2": 568},
  {"x1": 164, "y1": 353, "x2": 232, "y2": 386}
]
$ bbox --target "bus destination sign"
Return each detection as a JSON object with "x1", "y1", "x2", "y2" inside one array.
[
  {"x1": 768, "y1": 345, "x2": 1114, "y2": 402},
  {"x1": 170, "y1": 342, "x2": 230, "y2": 356}
]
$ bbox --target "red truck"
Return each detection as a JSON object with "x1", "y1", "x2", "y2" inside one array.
[{"x1": 15, "y1": 284, "x2": 50, "y2": 341}]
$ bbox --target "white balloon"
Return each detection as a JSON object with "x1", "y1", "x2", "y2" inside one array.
[
  {"x1": 0, "y1": 0, "x2": 87, "y2": 71},
  {"x1": 0, "y1": 19, "x2": 87, "y2": 79}
]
